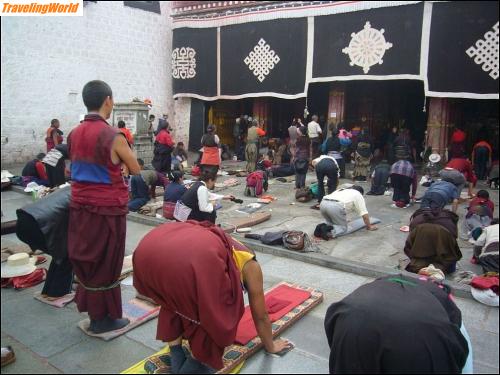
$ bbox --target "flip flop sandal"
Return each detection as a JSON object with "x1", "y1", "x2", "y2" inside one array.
[{"x1": 265, "y1": 342, "x2": 295, "y2": 358}]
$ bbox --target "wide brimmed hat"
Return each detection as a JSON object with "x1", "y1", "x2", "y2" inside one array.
[
  {"x1": 1, "y1": 253, "x2": 37, "y2": 278},
  {"x1": 429, "y1": 153, "x2": 441, "y2": 163}
]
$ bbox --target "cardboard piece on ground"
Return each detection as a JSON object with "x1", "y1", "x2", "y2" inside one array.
[
  {"x1": 77, "y1": 298, "x2": 160, "y2": 341},
  {"x1": 121, "y1": 282, "x2": 323, "y2": 374},
  {"x1": 34, "y1": 292, "x2": 75, "y2": 308},
  {"x1": 221, "y1": 212, "x2": 271, "y2": 233}
]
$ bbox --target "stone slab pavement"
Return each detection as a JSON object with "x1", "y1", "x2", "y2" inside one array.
[{"x1": 1, "y1": 187, "x2": 499, "y2": 374}]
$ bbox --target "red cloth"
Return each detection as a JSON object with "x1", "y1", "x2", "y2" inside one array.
[
  {"x1": 162, "y1": 201, "x2": 176, "y2": 219},
  {"x1": 450, "y1": 129, "x2": 466, "y2": 144},
  {"x1": 1, "y1": 268, "x2": 47, "y2": 289},
  {"x1": 234, "y1": 284, "x2": 311, "y2": 345},
  {"x1": 133, "y1": 221, "x2": 244, "y2": 370},
  {"x1": 262, "y1": 160, "x2": 272, "y2": 169},
  {"x1": 156, "y1": 129, "x2": 174, "y2": 147},
  {"x1": 470, "y1": 276, "x2": 499, "y2": 295},
  {"x1": 68, "y1": 114, "x2": 128, "y2": 207},
  {"x1": 446, "y1": 158, "x2": 477, "y2": 185},
  {"x1": 68, "y1": 203, "x2": 127, "y2": 320},
  {"x1": 35, "y1": 161, "x2": 48, "y2": 181}
]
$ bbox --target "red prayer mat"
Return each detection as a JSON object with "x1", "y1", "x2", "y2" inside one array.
[
  {"x1": 235, "y1": 284, "x2": 311, "y2": 345},
  {"x1": 125, "y1": 282, "x2": 323, "y2": 374}
]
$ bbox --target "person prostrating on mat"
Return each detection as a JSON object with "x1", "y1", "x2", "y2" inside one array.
[
  {"x1": 133, "y1": 221, "x2": 292, "y2": 374},
  {"x1": 320, "y1": 185, "x2": 378, "y2": 238}
]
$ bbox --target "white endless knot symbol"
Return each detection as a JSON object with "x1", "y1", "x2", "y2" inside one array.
[
  {"x1": 172, "y1": 47, "x2": 196, "y2": 79},
  {"x1": 342, "y1": 21, "x2": 393, "y2": 74},
  {"x1": 466, "y1": 22, "x2": 499, "y2": 80},
  {"x1": 244, "y1": 38, "x2": 280, "y2": 82}
]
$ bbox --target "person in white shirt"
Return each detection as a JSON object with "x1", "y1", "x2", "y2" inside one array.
[
  {"x1": 308, "y1": 115, "x2": 323, "y2": 159},
  {"x1": 320, "y1": 185, "x2": 378, "y2": 238},
  {"x1": 180, "y1": 168, "x2": 234, "y2": 224},
  {"x1": 473, "y1": 221, "x2": 499, "y2": 273},
  {"x1": 311, "y1": 155, "x2": 340, "y2": 209}
]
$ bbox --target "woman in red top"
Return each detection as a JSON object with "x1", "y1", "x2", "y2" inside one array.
[
  {"x1": 46, "y1": 119, "x2": 63, "y2": 152},
  {"x1": 152, "y1": 119, "x2": 174, "y2": 176},
  {"x1": 200, "y1": 124, "x2": 221, "y2": 170},
  {"x1": 117, "y1": 120, "x2": 134, "y2": 145}
]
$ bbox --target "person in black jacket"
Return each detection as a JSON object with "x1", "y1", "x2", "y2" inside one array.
[
  {"x1": 16, "y1": 187, "x2": 73, "y2": 298},
  {"x1": 180, "y1": 167, "x2": 233, "y2": 224},
  {"x1": 42, "y1": 144, "x2": 69, "y2": 188},
  {"x1": 324, "y1": 275, "x2": 470, "y2": 374}
]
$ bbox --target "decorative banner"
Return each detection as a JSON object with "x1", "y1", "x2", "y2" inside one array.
[
  {"x1": 172, "y1": 27, "x2": 217, "y2": 98},
  {"x1": 313, "y1": 3, "x2": 423, "y2": 80},
  {"x1": 427, "y1": 1, "x2": 499, "y2": 98},
  {"x1": 220, "y1": 18, "x2": 308, "y2": 98}
]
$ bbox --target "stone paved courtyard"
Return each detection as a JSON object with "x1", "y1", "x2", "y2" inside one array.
[{"x1": 1, "y1": 160, "x2": 498, "y2": 373}]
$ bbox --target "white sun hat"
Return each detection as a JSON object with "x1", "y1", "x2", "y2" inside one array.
[
  {"x1": 429, "y1": 153, "x2": 441, "y2": 164},
  {"x1": 1, "y1": 253, "x2": 37, "y2": 278}
]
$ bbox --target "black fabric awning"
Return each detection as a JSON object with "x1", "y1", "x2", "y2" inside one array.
[
  {"x1": 427, "y1": 1, "x2": 499, "y2": 98},
  {"x1": 313, "y1": 3, "x2": 423, "y2": 80},
  {"x1": 220, "y1": 18, "x2": 307, "y2": 98},
  {"x1": 171, "y1": 1, "x2": 499, "y2": 100},
  {"x1": 172, "y1": 27, "x2": 217, "y2": 99}
]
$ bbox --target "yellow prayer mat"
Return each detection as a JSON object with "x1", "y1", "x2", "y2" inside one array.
[
  {"x1": 121, "y1": 345, "x2": 244, "y2": 374},
  {"x1": 121, "y1": 282, "x2": 323, "y2": 374}
]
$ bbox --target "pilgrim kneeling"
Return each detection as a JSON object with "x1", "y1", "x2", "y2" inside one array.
[{"x1": 133, "y1": 221, "x2": 291, "y2": 373}]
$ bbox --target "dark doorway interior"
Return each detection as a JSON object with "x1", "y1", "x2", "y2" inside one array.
[
  {"x1": 455, "y1": 99, "x2": 499, "y2": 154},
  {"x1": 343, "y1": 80, "x2": 427, "y2": 157}
]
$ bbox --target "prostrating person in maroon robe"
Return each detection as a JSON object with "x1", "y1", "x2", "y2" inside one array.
[
  {"x1": 68, "y1": 80, "x2": 140, "y2": 334},
  {"x1": 133, "y1": 221, "x2": 291, "y2": 372}
]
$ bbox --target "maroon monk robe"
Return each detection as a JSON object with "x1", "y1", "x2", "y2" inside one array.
[
  {"x1": 68, "y1": 114, "x2": 129, "y2": 321},
  {"x1": 133, "y1": 221, "x2": 245, "y2": 370},
  {"x1": 68, "y1": 204, "x2": 127, "y2": 320}
]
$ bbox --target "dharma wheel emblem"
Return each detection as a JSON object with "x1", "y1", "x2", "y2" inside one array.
[{"x1": 342, "y1": 21, "x2": 393, "y2": 74}]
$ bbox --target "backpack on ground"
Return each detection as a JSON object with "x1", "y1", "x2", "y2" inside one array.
[
  {"x1": 295, "y1": 186, "x2": 313, "y2": 202},
  {"x1": 245, "y1": 171, "x2": 265, "y2": 197}
]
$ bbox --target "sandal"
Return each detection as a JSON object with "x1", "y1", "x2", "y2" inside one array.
[
  {"x1": 310, "y1": 204, "x2": 320, "y2": 210},
  {"x1": 1, "y1": 346, "x2": 15, "y2": 368}
]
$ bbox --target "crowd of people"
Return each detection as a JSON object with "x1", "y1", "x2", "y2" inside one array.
[{"x1": 3, "y1": 80, "x2": 498, "y2": 373}]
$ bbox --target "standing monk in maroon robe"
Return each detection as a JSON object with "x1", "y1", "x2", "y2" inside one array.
[{"x1": 68, "y1": 80, "x2": 140, "y2": 333}]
